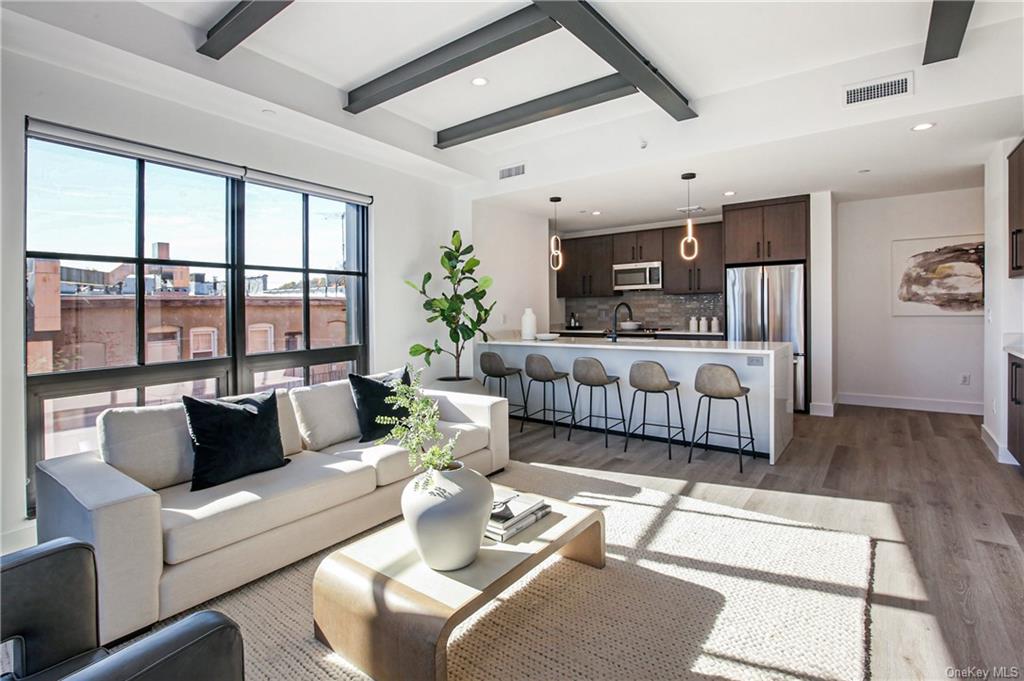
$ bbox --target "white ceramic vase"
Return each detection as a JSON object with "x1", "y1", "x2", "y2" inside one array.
[
  {"x1": 521, "y1": 307, "x2": 537, "y2": 340},
  {"x1": 401, "y1": 461, "x2": 494, "y2": 571}
]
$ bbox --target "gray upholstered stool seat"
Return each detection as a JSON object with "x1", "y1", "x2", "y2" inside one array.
[
  {"x1": 688, "y1": 363, "x2": 756, "y2": 472},
  {"x1": 479, "y1": 351, "x2": 526, "y2": 419},
  {"x1": 623, "y1": 361, "x2": 686, "y2": 459},
  {"x1": 567, "y1": 357, "x2": 626, "y2": 448},
  {"x1": 521, "y1": 353, "x2": 575, "y2": 438}
]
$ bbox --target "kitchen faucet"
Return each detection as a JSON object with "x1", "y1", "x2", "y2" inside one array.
[{"x1": 608, "y1": 302, "x2": 634, "y2": 343}]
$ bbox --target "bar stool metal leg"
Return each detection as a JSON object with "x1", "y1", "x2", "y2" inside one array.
[
  {"x1": 744, "y1": 393, "x2": 755, "y2": 454},
  {"x1": 688, "y1": 395, "x2": 704, "y2": 463},
  {"x1": 520, "y1": 380, "x2": 534, "y2": 433},
  {"x1": 623, "y1": 390, "x2": 640, "y2": 453}
]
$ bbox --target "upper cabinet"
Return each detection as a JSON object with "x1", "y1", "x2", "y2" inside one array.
[
  {"x1": 556, "y1": 235, "x2": 614, "y2": 298},
  {"x1": 1009, "y1": 140, "x2": 1023, "y2": 278},
  {"x1": 723, "y1": 196, "x2": 809, "y2": 265},
  {"x1": 662, "y1": 222, "x2": 723, "y2": 294},
  {"x1": 613, "y1": 229, "x2": 663, "y2": 264}
]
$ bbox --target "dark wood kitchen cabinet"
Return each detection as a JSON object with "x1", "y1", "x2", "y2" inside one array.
[
  {"x1": 556, "y1": 235, "x2": 613, "y2": 298},
  {"x1": 723, "y1": 196, "x2": 808, "y2": 265},
  {"x1": 1009, "y1": 140, "x2": 1023, "y2": 277},
  {"x1": 613, "y1": 229, "x2": 662, "y2": 263},
  {"x1": 1010, "y1": 355, "x2": 1023, "y2": 462},
  {"x1": 663, "y1": 222, "x2": 723, "y2": 294}
]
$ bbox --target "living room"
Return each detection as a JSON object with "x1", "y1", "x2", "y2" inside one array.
[{"x1": 1, "y1": 2, "x2": 1022, "y2": 680}]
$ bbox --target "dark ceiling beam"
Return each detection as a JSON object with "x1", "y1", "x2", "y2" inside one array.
[
  {"x1": 922, "y1": 0, "x2": 975, "y2": 65},
  {"x1": 435, "y1": 74, "x2": 636, "y2": 149},
  {"x1": 345, "y1": 6, "x2": 560, "y2": 114},
  {"x1": 197, "y1": 0, "x2": 293, "y2": 59},
  {"x1": 532, "y1": 0, "x2": 696, "y2": 121}
]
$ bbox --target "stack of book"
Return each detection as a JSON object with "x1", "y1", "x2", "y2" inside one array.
[{"x1": 487, "y1": 491, "x2": 551, "y2": 542}]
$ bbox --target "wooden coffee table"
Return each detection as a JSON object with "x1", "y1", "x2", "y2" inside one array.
[{"x1": 313, "y1": 485, "x2": 605, "y2": 681}]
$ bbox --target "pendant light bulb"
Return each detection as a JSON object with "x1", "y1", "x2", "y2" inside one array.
[
  {"x1": 549, "y1": 196, "x2": 563, "y2": 271},
  {"x1": 680, "y1": 173, "x2": 699, "y2": 261}
]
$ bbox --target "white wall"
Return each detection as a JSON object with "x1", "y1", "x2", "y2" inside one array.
[
  {"x1": 982, "y1": 139, "x2": 1024, "y2": 464},
  {"x1": 472, "y1": 202, "x2": 551, "y2": 336},
  {"x1": 809, "y1": 191, "x2": 837, "y2": 416},
  {"x1": 0, "y1": 52, "x2": 462, "y2": 550},
  {"x1": 835, "y1": 187, "x2": 985, "y2": 414}
]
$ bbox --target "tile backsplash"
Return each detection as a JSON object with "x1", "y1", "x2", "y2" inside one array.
[{"x1": 562, "y1": 291, "x2": 724, "y2": 331}]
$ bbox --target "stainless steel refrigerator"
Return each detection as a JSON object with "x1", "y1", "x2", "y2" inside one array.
[{"x1": 726, "y1": 264, "x2": 807, "y2": 412}]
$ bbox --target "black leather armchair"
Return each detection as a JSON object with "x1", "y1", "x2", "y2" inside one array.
[{"x1": 1, "y1": 538, "x2": 244, "y2": 681}]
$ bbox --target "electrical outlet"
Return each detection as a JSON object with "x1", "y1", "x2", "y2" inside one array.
[
  {"x1": 959, "y1": 373, "x2": 971, "y2": 386},
  {"x1": 747, "y1": 356, "x2": 764, "y2": 367},
  {"x1": 499, "y1": 313, "x2": 507, "y2": 325}
]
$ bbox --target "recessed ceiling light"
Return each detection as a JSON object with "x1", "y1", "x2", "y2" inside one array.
[
  {"x1": 723, "y1": 191, "x2": 736, "y2": 197},
  {"x1": 591, "y1": 211, "x2": 601, "y2": 216},
  {"x1": 911, "y1": 122, "x2": 936, "y2": 132},
  {"x1": 858, "y1": 169, "x2": 871, "y2": 174},
  {"x1": 471, "y1": 77, "x2": 488, "y2": 87}
]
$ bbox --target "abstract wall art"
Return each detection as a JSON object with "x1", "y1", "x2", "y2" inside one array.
[{"x1": 891, "y1": 234, "x2": 984, "y2": 316}]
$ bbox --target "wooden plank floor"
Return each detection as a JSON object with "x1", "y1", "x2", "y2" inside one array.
[{"x1": 509, "y1": 405, "x2": 1024, "y2": 681}]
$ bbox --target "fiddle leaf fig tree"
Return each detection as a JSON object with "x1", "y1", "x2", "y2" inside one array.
[{"x1": 406, "y1": 230, "x2": 495, "y2": 379}]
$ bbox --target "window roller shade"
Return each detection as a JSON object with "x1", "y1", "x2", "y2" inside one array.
[
  {"x1": 26, "y1": 118, "x2": 374, "y2": 205},
  {"x1": 27, "y1": 118, "x2": 245, "y2": 179}
]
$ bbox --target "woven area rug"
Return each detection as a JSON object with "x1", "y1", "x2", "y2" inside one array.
[{"x1": 135, "y1": 462, "x2": 874, "y2": 680}]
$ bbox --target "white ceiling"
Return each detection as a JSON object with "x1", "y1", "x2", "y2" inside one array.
[{"x1": 483, "y1": 96, "x2": 1020, "y2": 232}]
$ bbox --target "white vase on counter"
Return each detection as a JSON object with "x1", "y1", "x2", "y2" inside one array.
[
  {"x1": 711, "y1": 316, "x2": 720, "y2": 333},
  {"x1": 689, "y1": 316, "x2": 699, "y2": 332},
  {"x1": 521, "y1": 308, "x2": 537, "y2": 340},
  {"x1": 699, "y1": 317, "x2": 708, "y2": 333}
]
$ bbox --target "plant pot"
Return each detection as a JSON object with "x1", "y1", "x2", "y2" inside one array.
[
  {"x1": 401, "y1": 461, "x2": 494, "y2": 571},
  {"x1": 429, "y1": 376, "x2": 488, "y2": 395}
]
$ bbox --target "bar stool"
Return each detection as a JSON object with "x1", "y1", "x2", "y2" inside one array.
[
  {"x1": 522, "y1": 354, "x2": 576, "y2": 438},
  {"x1": 479, "y1": 351, "x2": 526, "y2": 420},
  {"x1": 687, "y1": 363, "x2": 756, "y2": 473},
  {"x1": 566, "y1": 357, "x2": 626, "y2": 448},
  {"x1": 623, "y1": 360, "x2": 686, "y2": 459}
]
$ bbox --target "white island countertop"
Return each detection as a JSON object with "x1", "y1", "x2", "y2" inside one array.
[{"x1": 484, "y1": 337, "x2": 790, "y2": 356}]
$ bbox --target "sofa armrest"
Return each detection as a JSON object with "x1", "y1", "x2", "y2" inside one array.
[
  {"x1": 35, "y1": 453, "x2": 162, "y2": 644},
  {"x1": 65, "y1": 611, "x2": 244, "y2": 681},
  {"x1": 424, "y1": 390, "x2": 509, "y2": 471}
]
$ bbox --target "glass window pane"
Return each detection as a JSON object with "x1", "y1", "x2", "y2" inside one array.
[
  {"x1": 308, "y1": 196, "x2": 363, "y2": 271},
  {"x1": 145, "y1": 266, "x2": 228, "y2": 363},
  {"x1": 144, "y1": 379, "x2": 218, "y2": 406},
  {"x1": 253, "y1": 368, "x2": 304, "y2": 392},
  {"x1": 43, "y1": 390, "x2": 136, "y2": 459},
  {"x1": 26, "y1": 140, "x2": 137, "y2": 258},
  {"x1": 245, "y1": 269, "x2": 303, "y2": 354},
  {"x1": 145, "y1": 163, "x2": 227, "y2": 262},
  {"x1": 309, "y1": 361, "x2": 355, "y2": 385},
  {"x1": 244, "y1": 184, "x2": 302, "y2": 268},
  {"x1": 310, "y1": 273, "x2": 363, "y2": 349},
  {"x1": 26, "y1": 258, "x2": 137, "y2": 375}
]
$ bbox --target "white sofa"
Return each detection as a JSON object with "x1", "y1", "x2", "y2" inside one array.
[{"x1": 35, "y1": 376, "x2": 508, "y2": 644}]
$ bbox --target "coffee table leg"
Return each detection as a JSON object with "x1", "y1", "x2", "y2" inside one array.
[{"x1": 556, "y1": 517, "x2": 605, "y2": 568}]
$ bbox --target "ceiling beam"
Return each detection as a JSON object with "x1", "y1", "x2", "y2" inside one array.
[
  {"x1": 532, "y1": 0, "x2": 695, "y2": 121},
  {"x1": 345, "y1": 6, "x2": 560, "y2": 114},
  {"x1": 435, "y1": 74, "x2": 636, "y2": 149},
  {"x1": 197, "y1": 0, "x2": 293, "y2": 59},
  {"x1": 922, "y1": 0, "x2": 975, "y2": 65}
]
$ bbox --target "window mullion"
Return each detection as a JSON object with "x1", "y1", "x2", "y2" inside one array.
[
  {"x1": 135, "y1": 160, "x2": 145, "y2": 367},
  {"x1": 302, "y1": 193, "x2": 310, "y2": 352}
]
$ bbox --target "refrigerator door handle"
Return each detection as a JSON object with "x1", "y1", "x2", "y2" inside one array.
[{"x1": 762, "y1": 269, "x2": 770, "y2": 342}]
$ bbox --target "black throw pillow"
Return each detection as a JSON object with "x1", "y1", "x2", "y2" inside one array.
[
  {"x1": 182, "y1": 391, "x2": 290, "y2": 492},
  {"x1": 349, "y1": 367, "x2": 412, "y2": 442}
]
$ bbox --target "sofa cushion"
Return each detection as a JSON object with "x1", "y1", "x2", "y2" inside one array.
[
  {"x1": 98, "y1": 389, "x2": 301, "y2": 490},
  {"x1": 289, "y1": 370, "x2": 406, "y2": 451},
  {"x1": 158, "y1": 451, "x2": 375, "y2": 564},
  {"x1": 349, "y1": 368, "x2": 411, "y2": 442},
  {"x1": 321, "y1": 421, "x2": 490, "y2": 487}
]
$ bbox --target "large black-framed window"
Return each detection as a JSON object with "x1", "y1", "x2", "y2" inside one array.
[{"x1": 23, "y1": 134, "x2": 370, "y2": 516}]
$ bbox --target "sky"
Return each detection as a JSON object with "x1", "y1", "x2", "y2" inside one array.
[{"x1": 26, "y1": 139, "x2": 353, "y2": 283}]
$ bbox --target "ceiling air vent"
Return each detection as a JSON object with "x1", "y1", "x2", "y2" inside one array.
[
  {"x1": 843, "y1": 72, "x2": 914, "y2": 107},
  {"x1": 498, "y1": 163, "x2": 525, "y2": 180}
]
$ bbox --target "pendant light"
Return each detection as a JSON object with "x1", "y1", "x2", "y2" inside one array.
[
  {"x1": 680, "y1": 172, "x2": 699, "y2": 261},
  {"x1": 549, "y1": 196, "x2": 563, "y2": 271}
]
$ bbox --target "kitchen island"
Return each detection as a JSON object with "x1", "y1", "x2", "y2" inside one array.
[{"x1": 477, "y1": 336, "x2": 794, "y2": 463}]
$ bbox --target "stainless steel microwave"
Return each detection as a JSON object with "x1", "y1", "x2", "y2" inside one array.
[{"x1": 613, "y1": 261, "x2": 662, "y2": 291}]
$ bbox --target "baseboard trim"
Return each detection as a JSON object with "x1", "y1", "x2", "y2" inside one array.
[
  {"x1": 809, "y1": 402, "x2": 835, "y2": 417},
  {"x1": 981, "y1": 423, "x2": 1021, "y2": 466},
  {"x1": 836, "y1": 392, "x2": 983, "y2": 416}
]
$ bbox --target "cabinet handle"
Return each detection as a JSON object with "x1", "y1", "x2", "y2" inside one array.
[
  {"x1": 1014, "y1": 229, "x2": 1022, "y2": 270},
  {"x1": 688, "y1": 269, "x2": 693, "y2": 290},
  {"x1": 632, "y1": 245, "x2": 636, "y2": 261},
  {"x1": 697, "y1": 268, "x2": 701, "y2": 290},
  {"x1": 581, "y1": 275, "x2": 586, "y2": 294},
  {"x1": 756, "y1": 241, "x2": 761, "y2": 258},
  {"x1": 767, "y1": 241, "x2": 772, "y2": 258},
  {"x1": 639, "y1": 245, "x2": 643, "y2": 260},
  {"x1": 1015, "y1": 363, "x2": 1022, "y2": 405},
  {"x1": 588, "y1": 275, "x2": 593, "y2": 294}
]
